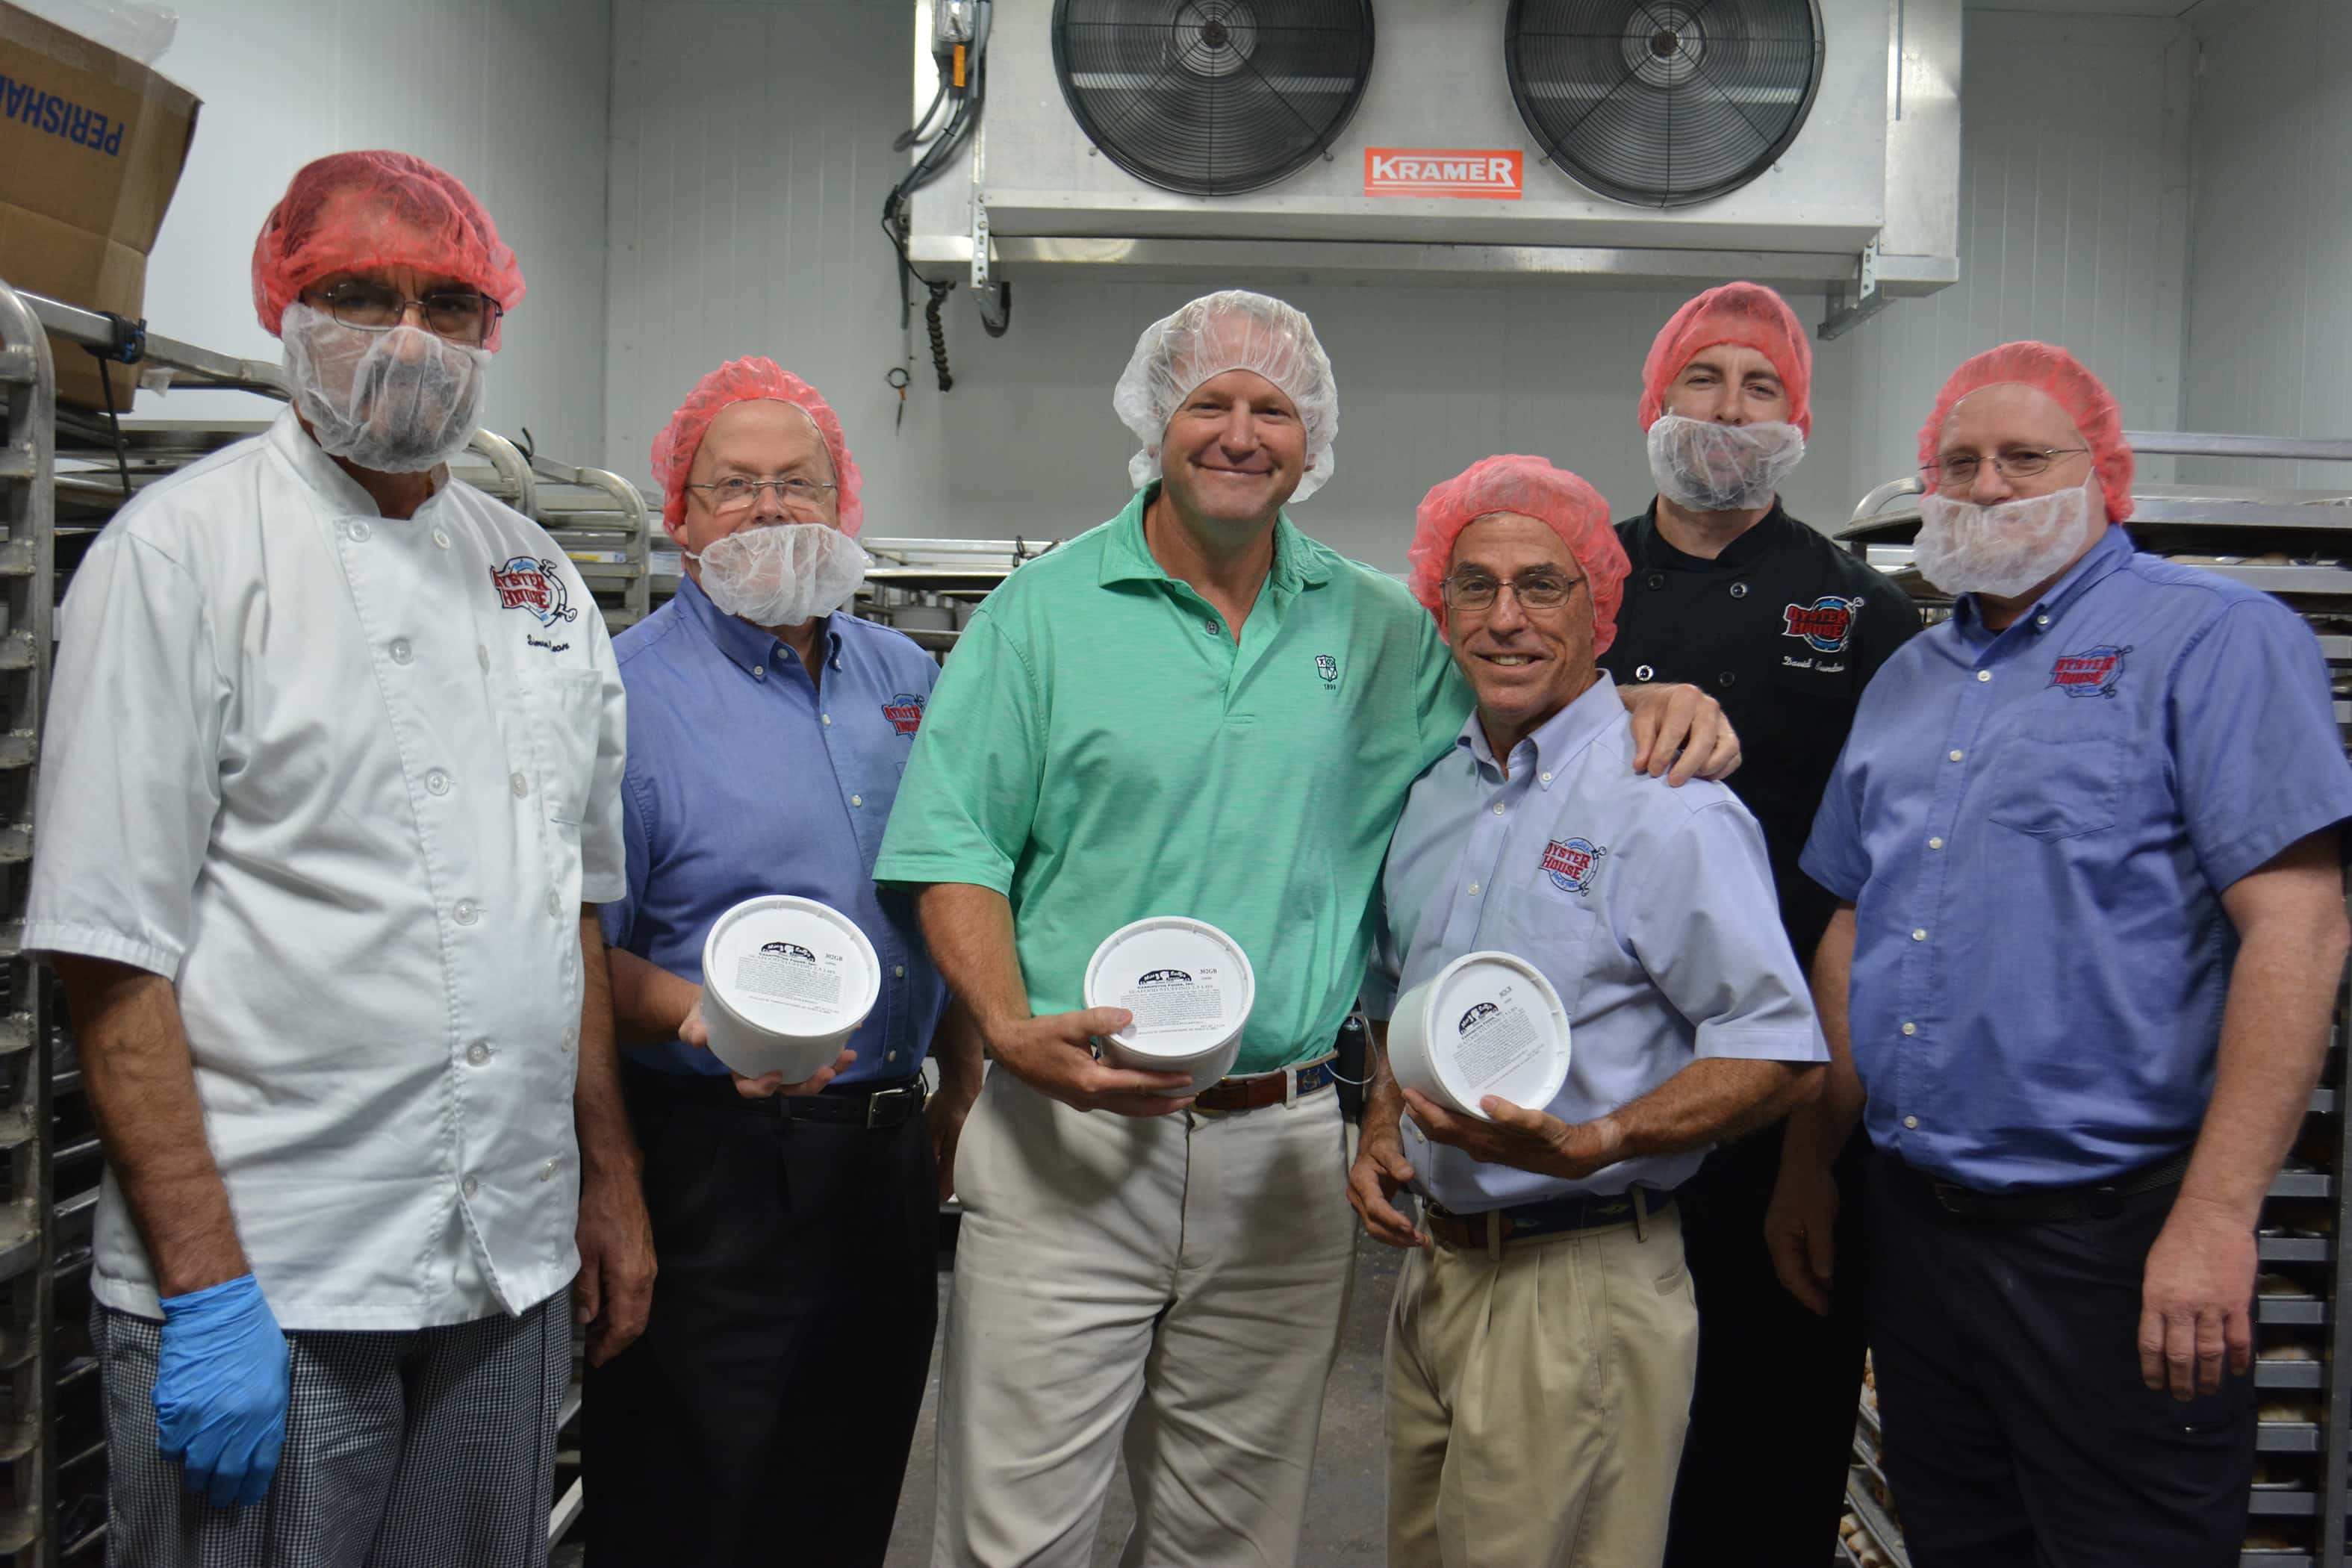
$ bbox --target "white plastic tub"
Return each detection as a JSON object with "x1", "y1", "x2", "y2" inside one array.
[
  {"x1": 699, "y1": 895, "x2": 880, "y2": 1082},
  {"x1": 1084, "y1": 916, "x2": 1257, "y2": 1095},
  {"x1": 1387, "y1": 951, "x2": 1571, "y2": 1121}
]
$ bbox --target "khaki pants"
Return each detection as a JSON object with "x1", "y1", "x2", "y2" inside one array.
[
  {"x1": 932, "y1": 1071, "x2": 1357, "y2": 1568},
  {"x1": 1387, "y1": 1198, "x2": 1699, "y2": 1568}
]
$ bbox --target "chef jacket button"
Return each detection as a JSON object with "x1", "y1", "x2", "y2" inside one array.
[
  {"x1": 1976, "y1": 670, "x2": 1992, "y2": 683},
  {"x1": 894, "y1": 964, "x2": 906, "y2": 979},
  {"x1": 426, "y1": 769, "x2": 451, "y2": 796},
  {"x1": 466, "y1": 1042, "x2": 491, "y2": 1066},
  {"x1": 432, "y1": 528, "x2": 452, "y2": 550},
  {"x1": 1634, "y1": 664, "x2": 1655, "y2": 682},
  {"x1": 1717, "y1": 671, "x2": 1737, "y2": 688},
  {"x1": 851, "y1": 794, "x2": 864, "y2": 807},
  {"x1": 1902, "y1": 1022, "x2": 1917, "y2": 1036},
  {"x1": 453, "y1": 899, "x2": 479, "y2": 926},
  {"x1": 461, "y1": 1176, "x2": 480, "y2": 1198},
  {"x1": 390, "y1": 638, "x2": 413, "y2": 665},
  {"x1": 1645, "y1": 572, "x2": 1664, "y2": 591},
  {"x1": 539, "y1": 1160, "x2": 557, "y2": 1183},
  {"x1": 346, "y1": 520, "x2": 372, "y2": 543},
  {"x1": 477, "y1": 644, "x2": 491, "y2": 672},
  {"x1": 1903, "y1": 1116, "x2": 1920, "y2": 1130},
  {"x1": 546, "y1": 889, "x2": 564, "y2": 918},
  {"x1": 1729, "y1": 582, "x2": 1749, "y2": 599},
  {"x1": 511, "y1": 772, "x2": 529, "y2": 798},
  {"x1": 560, "y1": 1034, "x2": 576, "y2": 1054}
]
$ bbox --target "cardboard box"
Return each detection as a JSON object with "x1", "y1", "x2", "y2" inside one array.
[{"x1": 0, "y1": 1, "x2": 197, "y2": 410}]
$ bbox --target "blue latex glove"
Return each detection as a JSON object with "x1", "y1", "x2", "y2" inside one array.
[{"x1": 153, "y1": 1275, "x2": 290, "y2": 1507}]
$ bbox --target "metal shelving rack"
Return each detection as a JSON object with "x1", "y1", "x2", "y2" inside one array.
[
  {"x1": 0, "y1": 278, "x2": 58, "y2": 1568},
  {"x1": 1841, "y1": 431, "x2": 2352, "y2": 1568}
]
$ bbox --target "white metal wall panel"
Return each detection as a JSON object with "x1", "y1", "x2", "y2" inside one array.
[
  {"x1": 2178, "y1": 0, "x2": 2352, "y2": 490},
  {"x1": 119, "y1": 0, "x2": 614, "y2": 459},
  {"x1": 1841, "y1": 9, "x2": 2191, "y2": 510}
]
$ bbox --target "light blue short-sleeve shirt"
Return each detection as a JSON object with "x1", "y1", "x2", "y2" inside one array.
[{"x1": 1377, "y1": 671, "x2": 1825, "y2": 1213}]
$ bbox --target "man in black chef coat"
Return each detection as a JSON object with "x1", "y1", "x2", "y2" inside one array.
[{"x1": 1601, "y1": 281, "x2": 1920, "y2": 1568}]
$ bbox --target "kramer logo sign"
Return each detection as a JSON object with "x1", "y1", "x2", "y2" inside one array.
[{"x1": 1365, "y1": 148, "x2": 1523, "y2": 200}]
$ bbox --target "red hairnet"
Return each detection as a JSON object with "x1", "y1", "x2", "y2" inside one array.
[
  {"x1": 1917, "y1": 341, "x2": 2134, "y2": 523},
  {"x1": 1407, "y1": 455, "x2": 1629, "y2": 656},
  {"x1": 1638, "y1": 281, "x2": 1814, "y2": 438},
  {"x1": 251, "y1": 152, "x2": 526, "y2": 349},
  {"x1": 650, "y1": 358, "x2": 864, "y2": 538}
]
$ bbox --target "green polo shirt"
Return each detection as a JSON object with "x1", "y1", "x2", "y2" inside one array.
[{"x1": 874, "y1": 487, "x2": 1470, "y2": 1074}]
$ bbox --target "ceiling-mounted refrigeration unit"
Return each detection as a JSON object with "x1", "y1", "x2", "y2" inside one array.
[{"x1": 905, "y1": 0, "x2": 1961, "y2": 337}]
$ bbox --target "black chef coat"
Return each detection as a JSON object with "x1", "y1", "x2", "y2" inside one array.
[{"x1": 1599, "y1": 499, "x2": 1920, "y2": 962}]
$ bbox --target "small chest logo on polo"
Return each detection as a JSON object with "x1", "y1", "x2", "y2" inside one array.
[
  {"x1": 883, "y1": 692, "x2": 926, "y2": 735},
  {"x1": 760, "y1": 941, "x2": 816, "y2": 962},
  {"x1": 1314, "y1": 653, "x2": 1340, "y2": 685},
  {"x1": 1782, "y1": 595, "x2": 1861, "y2": 654},
  {"x1": 490, "y1": 557, "x2": 579, "y2": 626},
  {"x1": 1539, "y1": 836, "x2": 1606, "y2": 896},
  {"x1": 2050, "y1": 644, "x2": 2130, "y2": 699},
  {"x1": 1458, "y1": 1001, "x2": 1499, "y2": 1034}
]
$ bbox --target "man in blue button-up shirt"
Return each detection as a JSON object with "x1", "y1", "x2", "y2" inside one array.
[
  {"x1": 579, "y1": 360, "x2": 974, "y2": 1568},
  {"x1": 1353, "y1": 455, "x2": 1824, "y2": 1568},
  {"x1": 1773, "y1": 343, "x2": 2352, "y2": 1568}
]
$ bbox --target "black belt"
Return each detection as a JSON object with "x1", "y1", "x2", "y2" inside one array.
[
  {"x1": 781, "y1": 1077, "x2": 928, "y2": 1129},
  {"x1": 1425, "y1": 1188, "x2": 1670, "y2": 1251},
  {"x1": 1892, "y1": 1148, "x2": 2191, "y2": 1222}
]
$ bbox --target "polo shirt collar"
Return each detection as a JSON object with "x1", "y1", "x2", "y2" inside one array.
[
  {"x1": 1457, "y1": 669, "x2": 1622, "y2": 788},
  {"x1": 1098, "y1": 484, "x2": 1330, "y2": 594},
  {"x1": 676, "y1": 572, "x2": 843, "y2": 677},
  {"x1": 1951, "y1": 523, "x2": 2134, "y2": 641},
  {"x1": 1627, "y1": 498, "x2": 1798, "y2": 574}
]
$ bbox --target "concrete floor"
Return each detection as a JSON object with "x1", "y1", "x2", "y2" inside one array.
[{"x1": 883, "y1": 1231, "x2": 1404, "y2": 1567}]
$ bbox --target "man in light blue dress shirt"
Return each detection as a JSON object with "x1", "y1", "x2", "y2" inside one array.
[
  {"x1": 1772, "y1": 343, "x2": 2352, "y2": 1567},
  {"x1": 1354, "y1": 455, "x2": 1825, "y2": 1568},
  {"x1": 580, "y1": 360, "x2": 977, "y2": 1568}
]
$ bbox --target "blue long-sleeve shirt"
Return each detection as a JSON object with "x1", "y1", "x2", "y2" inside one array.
[{"x1": 600, "y1": 574, "x2": 948, "y2": 1082}]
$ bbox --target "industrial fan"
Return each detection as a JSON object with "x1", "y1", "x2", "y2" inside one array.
[
  {"x1": 1051, "y1": 0, "x2": 1375, "y2": 197},
  {"x1": 1505, "y1": 0, "x2": 1826, "y2": 209}
]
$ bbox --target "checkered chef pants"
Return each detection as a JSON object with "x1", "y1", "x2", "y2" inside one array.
[{"x1": 94, "y1": 1289, "x2": 570, "y2": 1568}]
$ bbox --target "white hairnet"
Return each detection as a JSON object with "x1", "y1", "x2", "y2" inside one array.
[{"x1": 1113, "y1": 290, "x2": 1340, "y2": 503}]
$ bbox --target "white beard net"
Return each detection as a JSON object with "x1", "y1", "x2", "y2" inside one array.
[
  {"x1": 281, "y1": 302, "x2": 489, "y2": 474},
  {"x1": 1911, "y1": 481, "x2": 2103, "y2": 600},
  {"x1": 1646, "y1": 414, "x2": 1807, "y2": 514},
  {"x1": 1113, "y1": 290, "x2": 1340, "y2": 503},
  {"x1": 687, "y1": 520, "x2": 872, "y2": 627}
]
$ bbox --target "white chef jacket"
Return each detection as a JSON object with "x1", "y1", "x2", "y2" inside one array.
[{"x1": 25, "y1": 409, "x2": 626, "y2": 1331}]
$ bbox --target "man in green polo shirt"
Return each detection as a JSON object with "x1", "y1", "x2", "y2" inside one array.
[{"x1": 877, "y1": 290, "x2": 1737, "y2": 1568}]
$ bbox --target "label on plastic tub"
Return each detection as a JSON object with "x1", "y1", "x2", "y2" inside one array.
[
  {"x1": 1452, "y1": 998, "x2": 1543, "y2": 1091},
  {"x1": 1121, "y1": 967, "x2": 1231, "y2": 1035},
  {"x1": 733, "y1": 940, "x2": 849, "y2": 1015}
]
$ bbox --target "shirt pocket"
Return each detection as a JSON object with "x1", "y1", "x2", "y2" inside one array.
[
  {"x1": 522, "y1": 668, "x2": 603, "y2": 826},
  {"x1": 1495, "y1": 894, "x2": 1605, "y2": 1017},
  {"x1": 1985, "y1": 721, "x2": 2124, "y2": 840}
]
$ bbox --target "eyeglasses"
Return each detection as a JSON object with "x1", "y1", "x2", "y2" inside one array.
[
  {"x1": 685, "y1": 475, "x2": 839, "y2": 515},
  {"x1": 1924, "y1": 447, "x2": 2089, "y2": 487},
  {"x1": 1442, "y1": 569, "x2": 1582, "y2": 613},
  {"x1": 304, "y1": 281, "x2": 501, "y2": 345}
]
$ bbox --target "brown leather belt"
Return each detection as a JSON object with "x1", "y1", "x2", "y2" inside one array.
[{"x1": 1191, "y1": 1056, "x2": 1338, "y2": 1113}]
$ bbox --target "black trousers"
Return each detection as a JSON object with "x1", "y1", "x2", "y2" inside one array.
[
  {"x1": 1664, "y1": 1121, "x2": 1873, "y2": 1568},
  {"x1": 582, "y1": 1064, "x2": 939, "y2": 1568},
  {"x1": 1869, "y1": 1153, "x2": 2257, "y2": 1568}
]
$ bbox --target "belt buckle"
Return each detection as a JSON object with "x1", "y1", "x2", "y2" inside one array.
[{"x1": 867, "y1": 1084, "x2": 918, "y2": 1128}]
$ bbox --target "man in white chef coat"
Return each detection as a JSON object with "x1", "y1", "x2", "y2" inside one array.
[{"x1": 23, "y1": 150, "x2": 653, "y2": 1567}]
